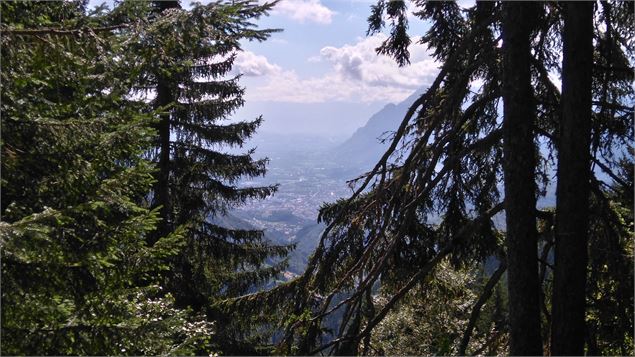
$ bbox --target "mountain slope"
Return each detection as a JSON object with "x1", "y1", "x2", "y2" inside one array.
[{"x1": 332, "y1": 89, "x2": 423, "y2": 170}]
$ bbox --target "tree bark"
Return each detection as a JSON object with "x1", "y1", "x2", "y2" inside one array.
[
  {"x1": 155, "y1": 81, "x2": 172, "y2": 240},
  {"x1": 501, "y1": 2, "x2": 543, "y2": 355},
  {"x1": 152, "y1": 0, "x2": 180, "y2": 242},
  {"x1": 550, "y1": 2, "x2": 594, "y2": 355}
]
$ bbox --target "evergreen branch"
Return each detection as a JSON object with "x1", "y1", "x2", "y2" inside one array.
[
  {"x1": 294, "y1": 10, "x2": 497, "y2": 305},
  {"x1": 591, "y1": 100, "x2": 634, "y2": 113},
  {"x1": 1, "y1": 24, "x2": 129, "y2": 36},
  {"x1": 280, "y1": 15, "x2": 501, "y2": 353},
  {"x1": 589, "y1": 175, "x2": 626, "y2": 233},
  {"x1": 458, "y1": 262, "x2": 507, "y2": 355},
  {"x1": 406, "y1": 129, "x2": 502, "y2": 210},
  {"x1": 534, "y1": 126, "x2": 630, "y2": 189},
  {"x1": 309, "y1": 202, "x2": 505, "y2": 355}
]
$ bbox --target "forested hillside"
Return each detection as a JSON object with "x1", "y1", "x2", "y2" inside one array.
[{"x1": 1, "y1": 1, "x2": 633, "y2": 356}]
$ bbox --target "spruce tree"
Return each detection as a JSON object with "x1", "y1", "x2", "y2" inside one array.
[
  {"x1": 1, "y1": 1, "x2": 213, "y2": 354},
  {"x1": 266, "y1": 1, "x2": 633, "y2": 354},
  {"x1": 500, "y1": 2, "x2": 543, "y2": 354},
  {"x1": 134, "y1": 1, "x2": 292, "y2": 352},
  {"x1": 551, "y1": 2, "x2": 594, "y2": 355},
  {"x1": 272, "y1": 2, "x2": 507, "y2": 353}
]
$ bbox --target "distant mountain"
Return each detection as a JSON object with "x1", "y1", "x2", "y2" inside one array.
[{"x1": 331, "y1": 89, "x2": 424, "y2": 170}]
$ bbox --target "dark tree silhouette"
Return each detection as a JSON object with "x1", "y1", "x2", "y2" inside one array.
[
  {"x1": 500, "y1": 2, "x2": 543, "y2": 355},
  {"x1": 551, "y1": 2, "x2": 594, "y2": 355}
]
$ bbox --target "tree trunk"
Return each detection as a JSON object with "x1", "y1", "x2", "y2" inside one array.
[
  {"x1": 550, "y1": 2, "x2": 594, "y2": 355},
  {"x1": 152, "y1": 0, "x2": 180, "y2": 242},
  {"x1": 154, "y1": 81, "x2": 172, "y2": 240},
  {"x1": 501, "y1": 2, "x2": 543, "y2": 355}
]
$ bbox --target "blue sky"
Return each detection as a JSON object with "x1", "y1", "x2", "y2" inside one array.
[
  {"x1": 89, "y1": 0, "x2": 442, "y2": 137},
  {"x1": 228, "y1": 0, "x2": 441, "y2": 137}
]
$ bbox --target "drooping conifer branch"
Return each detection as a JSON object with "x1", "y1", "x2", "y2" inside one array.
[
  {"x1": 458, "y1": 262, "x2": 507, "y2": 355},
  {"x1": 1, "y1": 24, "x2": 129, "y2": 35}
]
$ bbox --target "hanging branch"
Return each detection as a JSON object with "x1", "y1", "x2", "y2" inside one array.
[
  {"x1": 301, "y1": 10, "x2": 497, "y2": 283},
  {"x1": 1, "y1": 24, "x2": 129, "y2": 36},
  {"x1": 534, "y1": 56, "x2": 630, "y2": 192},
  {"x1": 309, "y1": 202, "x2": 505, "y2": 355},
  {"x1": 304, "y1": 125, "x2": 503, "y2": 338},
  {"x1": 458, "y1": 262, "x2": 507, "y2": 356},
  {"x1": 273, "y1": 12, "x2": 500, "y2": 354},
  {"x1": 310, "y1": 90, "x2": 495, "y2": 310}
]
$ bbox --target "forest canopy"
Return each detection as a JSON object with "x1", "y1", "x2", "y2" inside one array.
[{"x1": 1, "y1": 1, "x2": 633, "y2": 356}]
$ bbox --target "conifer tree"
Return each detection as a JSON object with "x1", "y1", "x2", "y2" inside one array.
[
  {"x1": 551, "y1": 2, "x2": 594, "y2": 355},
  {"x1": 500, "y1": 3, "x2": 543, "y2": 354},
  {"x1": 133, "y1": 1, "x2": 291, "y2": 352},
  {"x1": 1, "y1": 1, "x2": 213, "y2": 354},
  {"x1": 268, "y1": 2, "x2": 507, "y2": 354},
  {"x1": 261, "y1": 1, "x2": 633, "y2": 355}
]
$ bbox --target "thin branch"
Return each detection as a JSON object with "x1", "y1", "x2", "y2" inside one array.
[
  {"x1": 458, "y1": 262, "x2": 507, "y2": 356},
  {"x1": 534, "y1": 126, "x2": 629, "y2": 189},
  {"x1": 1, "y1": 24, "x2": 129, "y2": 36},
  {"x1": 309, "y1": 202, "x2": 505, "y2": 355},
  {"x1": 300, "y1": 10, "x2": 497, "y2": 286}
]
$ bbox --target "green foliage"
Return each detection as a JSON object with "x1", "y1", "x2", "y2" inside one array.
[
  {"x1": 3, "y1": 1, "x2": 632, "y2": 355},
  {"x1": 274, "y1": 1, "x2": 633, "y2": 355},
  {"x1": 371, "y1": 260, "x2": 507, "y2": 356},
  {"x1": 1, "y1": 1, "x2": 214, "y2": 354},
  {"x1": 2, "y1": 1, "x2": 290, "y2": 354},
  {"x1": 117, "y1": 0, "x2": 292, "y2": 353},
  {"x1": 585, "y1": 153, "x2": 634, "y2": 355}
]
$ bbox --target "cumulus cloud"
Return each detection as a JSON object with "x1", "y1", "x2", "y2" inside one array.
[
  {"x1": 242, "y1": 34, "x2": 439, "y2": 103},
  {"x1": 272, "y1": 0, "x2": 336, "y2": 25},
  {"x1": 319, "y1": 35, "x2": 438, "y2": 90},
  {"x1": 246, "y1": 70, "x2": 413, "y2": 103},
  {"x1": 233, "y1": 50, "x2": 282, "y2": 77}
]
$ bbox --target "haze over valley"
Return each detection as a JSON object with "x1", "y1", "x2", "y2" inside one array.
[
  {"x1": 229, "y1": 92, "x2": 415, "y2": 275},
  {"x1": 6, "y1": 1, "x2": 632, "y2": 355}
]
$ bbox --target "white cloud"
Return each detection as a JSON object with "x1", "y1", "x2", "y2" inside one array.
[
  {"x1": 457, "y1": 0, "x2": 475, "y2": 9},
  {"x1": 233, "y1": 50, "x2": 282, "y2": 77},
  {"x1": 272, "y1": 0, "x2": 336, "y2": 25},
  {"x1": 243, "y1": 34, "x2": 439, "y2": 104},
  {"x1": 319, "y1": 35, "x2": 438, "y2": 90}
]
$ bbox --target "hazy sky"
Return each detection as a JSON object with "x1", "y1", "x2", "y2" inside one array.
[
  {"x1": 233, "y1": 0, "x2": 438, "y2": 137},
  {"x1": 88, "y1": 0, "x2": 445, "y2": 137}
]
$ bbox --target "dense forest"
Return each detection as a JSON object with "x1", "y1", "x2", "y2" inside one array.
[{"x1": 1, "y1": 1, "x2": 633, "y2": 356}]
